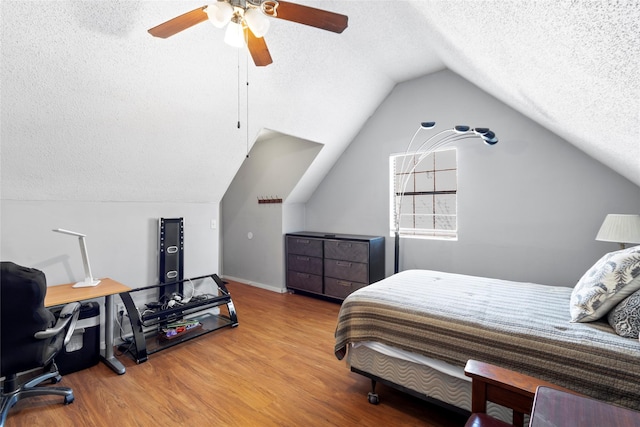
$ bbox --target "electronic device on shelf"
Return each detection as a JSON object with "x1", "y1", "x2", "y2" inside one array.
[{"x1": 140, "y1": 292, "x2": 228, "y2": 327}]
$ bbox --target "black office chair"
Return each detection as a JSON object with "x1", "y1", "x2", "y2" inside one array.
[{"x1": 1, "y1": 261, "x2": 81, "y2": 426}]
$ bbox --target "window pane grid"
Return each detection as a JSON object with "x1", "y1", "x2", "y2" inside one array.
[{"x1": 390, "y1": 149, "x2": 457, "y2": 239}]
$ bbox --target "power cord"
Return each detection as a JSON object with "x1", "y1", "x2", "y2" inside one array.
[
  {"x1": 115, "y1": 308, "x2": 134, "y2": 357},
  {"x1": 183, "y1": 279, "x2": 195, "y2": 303}
]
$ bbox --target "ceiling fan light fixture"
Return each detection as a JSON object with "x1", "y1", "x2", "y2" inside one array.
[
  {"x1": 244, "y1": 7, "x2": 270, "y2": 38},
  {"x1": 147, "y1": 0, "x2": 348, "y2": 66},
  {"x1": 205, "y1": 2, "x2": 234, "y2": 28},
  {"x1": 224, "y1": 20, "x2": 246, "y2": 47}
]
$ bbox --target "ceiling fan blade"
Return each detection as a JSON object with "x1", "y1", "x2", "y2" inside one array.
[
  {"x1": 246, "y1": 29, "x2": 273, "y2": 67},
  {"x1": 271, "y1": 1, "x2": 348, "y2": 33},
  {"x1": 148, "y1": 6, "x2": 209, "y2": 38}
]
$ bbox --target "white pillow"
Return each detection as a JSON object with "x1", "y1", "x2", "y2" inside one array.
[{"x1": 570, "y1": 245, "x2": 640, "y2": 322}]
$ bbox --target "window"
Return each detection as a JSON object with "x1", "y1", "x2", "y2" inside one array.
[{"x1": 389, "y1": 148, "x2": 458, "y2": 240}]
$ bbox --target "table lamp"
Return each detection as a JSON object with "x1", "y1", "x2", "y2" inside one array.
[
  {"x1": 595, "y1": 214, "x2": 640, "y2": 250},
  {"x1": 52, "y1": 228, "x2": 101, "y2": 288}
]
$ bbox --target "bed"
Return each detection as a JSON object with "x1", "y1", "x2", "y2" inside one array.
[{"x1": 334, "y1": 248, "x2": 640, "y2": 416}]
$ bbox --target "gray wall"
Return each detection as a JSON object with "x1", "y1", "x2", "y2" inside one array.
[
  {"x1": 302, "y1": 70, "x2": 640, "y2": 287},
  {"x1": 221, "y1": 133, "x2": 322, "y2": 291}
]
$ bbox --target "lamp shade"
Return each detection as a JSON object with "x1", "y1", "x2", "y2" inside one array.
[
  {"x1": 595, "y1": 214, "x2": 640, "y2": 246},
  {"x1": 206, "y1": 2, "x2": 234, "y2": 28},
  {"x1": 481, "y1": 130, "x2": 498, "y2": 145},
  {"x1": 244, "y1": 8, "x2": 270, "y2": 38},
  {"x1": 224, "y1": 20, "x2": 245, "y2": 47}
]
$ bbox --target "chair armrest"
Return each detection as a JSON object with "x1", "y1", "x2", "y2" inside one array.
[
  {"x1": 58, "y1": 301, "x2": 81, "y2": 319},
  {"x1": 464, "y1": 360, "x2": 577, "y2": 426},
  {"x1": 34, "y1": 302, "x2": 81, "y2": 341}
]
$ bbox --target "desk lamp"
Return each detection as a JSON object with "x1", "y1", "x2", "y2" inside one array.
[{"x1": 52, "y1": 228, "x2": 101, "y2": 288}]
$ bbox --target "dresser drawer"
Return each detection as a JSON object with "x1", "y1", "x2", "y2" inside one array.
[
  {"x1": 325, "y1": 240, "x2": 368, "y2": 263},
  {"x1": 286, "y1": 232, "x2": 384, "y2": 301},
  {"x1": 287, "y1": 236, "x2": 323, "y2": 257},
  {"x1": 324, "y1": 259, "x2": 368, "y2": 283},
  {"x1": 324, "y1": 277, "x2": 367, "y2": 299},
  {"x1": 287, "y1": 253, "x2": 323, "y2": 276},
  {"x1": 287, "y1": 271, "x2": 323, "y2": 294}
]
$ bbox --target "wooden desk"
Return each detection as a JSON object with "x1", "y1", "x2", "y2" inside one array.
[
  {"x1": 45, "y1": 278, "x2": 131, "y2": 375},
  {"x1": 530, "y1": 387, "x2": 640, "y2": 427}
]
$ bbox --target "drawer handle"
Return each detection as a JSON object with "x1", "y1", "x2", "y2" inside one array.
[
  {"x1": 296, "y1": 239, "x2": 310, "y2": 244},
  {"x1": 296, "y1": 256, "x2": 310, "y2": 261},
  {"x1": 296, "y1": 273, "x2": 310, "y2": 279},
  {"x1": 336, "y1": 261, "x2": 352, "y2": 267},
  {"x1": 336, "y1": 280, "x2": 352, "y2": 287}
]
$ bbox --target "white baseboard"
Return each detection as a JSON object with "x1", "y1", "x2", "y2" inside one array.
[{"x1": 221, "y1": 275, "x2": 287, "y2": 294}]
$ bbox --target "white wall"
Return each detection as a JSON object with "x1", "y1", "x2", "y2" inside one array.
[
  {"x1": 302, "y1": 70, "x2": 640, "y2": 287},
  {"x1": 1, "y1": 200, "x2": 219, "y2": 351},
  {"x1": 0, "y1": 201, "x2": 219, "y2": 288}
]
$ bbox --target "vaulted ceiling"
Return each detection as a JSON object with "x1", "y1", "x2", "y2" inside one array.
[{"x1": 2, "y1": 1, "x2": 638, "y2": 204}]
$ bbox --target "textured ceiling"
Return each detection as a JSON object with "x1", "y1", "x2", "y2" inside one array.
[
  {"x1": 1, "y1": 1, "x2": 638, "y2": 205},
  {"x1": 413, "y1": 0, "x2": 640, "y2": 188}
]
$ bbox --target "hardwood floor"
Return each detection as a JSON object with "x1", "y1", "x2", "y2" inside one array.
[{"x1": 6, "y1": 281, "x2": 468, "y2": 426}]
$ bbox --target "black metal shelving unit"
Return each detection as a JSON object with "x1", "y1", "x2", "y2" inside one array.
[{"x1": 119, "y1": 274, "x2": 238, "y2": 363}]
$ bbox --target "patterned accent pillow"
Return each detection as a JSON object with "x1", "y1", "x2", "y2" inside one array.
[
  {"x1": 607, "y1": 289, "x2": 640, "y2": 338},
  {"x1": 570, "y1": 245, "x2": 640, "y2": 322}
]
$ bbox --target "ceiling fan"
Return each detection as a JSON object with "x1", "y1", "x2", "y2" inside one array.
[{"x1": 148, "y1": 0, "x2": 349, "y2": 67}]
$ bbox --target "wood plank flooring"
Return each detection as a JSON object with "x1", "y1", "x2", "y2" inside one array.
[{"x1": 6, "y1": 280, "x2": 468, "y2": 426}]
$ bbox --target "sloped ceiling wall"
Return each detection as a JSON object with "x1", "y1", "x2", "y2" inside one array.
[{"x1": 1, "y1": 1, "x2": 638, "y2": 209}]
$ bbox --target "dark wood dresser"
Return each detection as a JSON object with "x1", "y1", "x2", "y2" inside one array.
[{"x1": 285, "y1": 232, "x2": 385, "y2": 300}]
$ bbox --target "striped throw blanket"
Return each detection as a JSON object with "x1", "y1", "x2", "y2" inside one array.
[{"x1": 334, "y1": 269, "x2": 640, "y2": 410}]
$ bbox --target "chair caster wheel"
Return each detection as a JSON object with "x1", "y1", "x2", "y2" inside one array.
[
  {"x1": 64, "y1": 395, "x2": 74, "y2": 405},
  {"x1": 367, "y1": 392, "x2": 379, "y2": 405}
]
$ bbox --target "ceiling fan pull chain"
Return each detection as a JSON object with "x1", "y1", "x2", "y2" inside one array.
[
  {"x1": 246, "y1": 52, "x2": 250, "y2": 157},
  {"x1": 237, "y1": 48, "x2": 241, "y2": 130}
]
